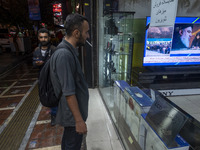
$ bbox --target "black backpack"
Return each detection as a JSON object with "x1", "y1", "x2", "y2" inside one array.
[
  {"x1": 38, "y1": 58, "x2": 61, "y2": 107},
  {"x1": 38, "y1": 44, "x2": 76, "y2": 107}
]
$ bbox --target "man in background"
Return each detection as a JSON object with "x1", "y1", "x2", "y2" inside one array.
[
  {"x1": 32, "y1": 28, "x2": 57, "y2": 126},
  {"x1": 172, "y1": 24, "x2": 193, "y2": 50}
]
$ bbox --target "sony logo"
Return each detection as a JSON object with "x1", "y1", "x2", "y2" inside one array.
[{"x1": 161, "y1": 91, "x2": 174, "y2": 96}]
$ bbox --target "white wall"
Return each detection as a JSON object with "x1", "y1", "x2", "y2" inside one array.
[{"x1": 119, "y1": 0, "x2": 200, "y2": 18}]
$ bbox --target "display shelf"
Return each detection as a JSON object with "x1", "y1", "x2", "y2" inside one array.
[
  {"x1": 132, "y1": 67, "x2": 200, "y2": 90},
  {"x1": 140, "y1": 114, "x2": 189, "y2": 150},
  {"x1": 102, "y1": 11, "x2": 135, "y2": 86},
  {"x1": 111, "y1": 80, "x2": 200, "y2": 149}
]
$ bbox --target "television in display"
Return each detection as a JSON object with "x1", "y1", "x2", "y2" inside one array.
[{"x1": 143, "y1": 17, "x2": 200, "y2": 66}]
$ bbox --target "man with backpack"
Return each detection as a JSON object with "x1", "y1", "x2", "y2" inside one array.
[
  {"x1": 49, "y1": 13, "x2": 89, "y2": 150},
  {"x1": 32, "y1": 28, "x2": 57, "y2": 126}
]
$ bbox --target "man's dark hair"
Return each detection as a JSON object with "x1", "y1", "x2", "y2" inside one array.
[
  {"x1": 174, "y1": 24, "x2": 193, "y2": 35},
  {"x1": 38, "y1": 28, "x2": 50, "y2": 36},
  {"x1": 64, "y1": 13, "x2": 89, "y2": 37}
]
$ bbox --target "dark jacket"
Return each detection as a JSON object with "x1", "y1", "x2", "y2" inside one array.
[
  {"x1": 172, "y1": 37, "x2": 188, "y2": 50},
  {"x1": 50, "y1": 39, "x2": 89, "y2": 127},
  {"x1": 33, "y1": 44, "x2": 56, "y2": 71}
]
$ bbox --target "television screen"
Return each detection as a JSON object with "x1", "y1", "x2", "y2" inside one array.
[{"x1": 143, "y1": 17, "x2": 200, "y2": 66}]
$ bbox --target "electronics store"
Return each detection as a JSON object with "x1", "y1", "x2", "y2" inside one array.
[{"x1": 97, "y1": 1, "x2": 200, "y2": 150}]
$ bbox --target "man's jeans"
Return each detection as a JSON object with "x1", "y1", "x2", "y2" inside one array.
[
  {"x1": 51, "y1": 107, "x2": 57, "y2": 116},
  {"x1": 62, "y1": 127, "x2": 83, "y2": 150},
  {"x1": 81, "y1": 134, "x2": 87, "y2": 150}
]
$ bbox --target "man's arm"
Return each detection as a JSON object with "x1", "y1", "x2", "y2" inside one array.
[
  {"x1": 33, "y1": 49, "x2": 44, "y2": 68},
  {"x1": 66, "y1": 95, "x2": 87, "y2": 134},
  {"x1": 32, "y1": 50, "x2": 39, "y2": 68}
]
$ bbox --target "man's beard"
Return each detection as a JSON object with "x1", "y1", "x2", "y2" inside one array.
[
  {"x1": 76, "y1": 34, "x2": 85, "y2": 47},
  {"x1": 180, "y1": 36, "x2": 190, "y2": 48},
  {"x1": 40, "y1": 41, "x2": 49, "y2": 46},
  {"x1": 77, "y1": 41, "x2": 85, "y2": 47}
]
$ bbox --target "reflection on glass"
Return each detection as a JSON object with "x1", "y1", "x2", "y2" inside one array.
[{"x1": 146, "y1": 92, "x2": 188, "y2": 147}]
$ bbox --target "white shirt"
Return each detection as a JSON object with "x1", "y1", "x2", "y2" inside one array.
[{"x1": 41, "y1": 50, "x2": 46, "y2": 57}]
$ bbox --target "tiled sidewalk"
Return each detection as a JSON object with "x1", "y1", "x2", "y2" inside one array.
[
  {"x1": 25, "y1": 89, "x2": 124, "y2": 150},
  {"x1": 0, "y1": 60, "x2": 124, "y2": 150},
  {"x1": 25, "y1": 106, "x2": 63, "y2": 149},
  {"x1": 0, "y1": 63, "x2": 38, "y2": 128}
]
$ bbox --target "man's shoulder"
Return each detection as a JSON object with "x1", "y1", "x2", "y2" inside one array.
[
  {"x1": 34, "y1": 47, "x2": 40, "y2": 52},
  {"x1": 33, "y1": 47, "x2": 40, "y2": 55},
  {"x1": 52, "y1": 48, "x2": 74, "y2": 64},
  {"x1": 54, "y1": 48, "x2": 71, "y2": 56},
  {"x1": 56, "y1": 40, "x2": 73, "y2": 50},
  {"x1": 53, "y1": 41, "x2": 75, "y2": 56}
]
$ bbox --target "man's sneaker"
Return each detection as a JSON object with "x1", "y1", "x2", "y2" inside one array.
[{"x1": 51, "y1": 115, "x2": 56, "y2": 126}]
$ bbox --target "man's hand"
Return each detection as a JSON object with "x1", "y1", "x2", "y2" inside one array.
[
  {"x1": 76, "y1": 120, "x2": 87, "y2": 134},
  {"x1": 35, "y1": 60, "x2": 44, "y2": 66},
  {"x1": 66, "y1": 95, "x2": 87, "y2": 134}
]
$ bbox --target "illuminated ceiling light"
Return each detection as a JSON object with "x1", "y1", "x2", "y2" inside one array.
[{"x1": 76, "y1": 3, "x2": 80, "y2": 9}]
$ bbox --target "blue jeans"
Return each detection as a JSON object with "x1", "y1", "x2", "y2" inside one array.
[
  {"x1": 51, "y1": 107, "x2": 57, "y2": 116},
  {"x1": 62, "y1": 127, "x2": 83, "y2": 150}
]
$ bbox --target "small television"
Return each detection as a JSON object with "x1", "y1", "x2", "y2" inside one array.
[{"x1": 143, "y1": 17, "x2": 200, "y2": 67}]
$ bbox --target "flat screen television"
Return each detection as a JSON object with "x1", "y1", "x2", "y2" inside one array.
[{"x1": 143, "y1": 17, "x2": 200, "y2": 67}]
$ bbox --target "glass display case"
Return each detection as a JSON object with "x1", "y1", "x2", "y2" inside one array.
[
  {"x1": 98, "y1": 3, "x2": 200, "y2": 150},
  {"x1": 98, "y1": 11, "x2": 136, "y2": 149},
  {"x1": 102, "y1": 11, "x2": 135, "y2": 86}
]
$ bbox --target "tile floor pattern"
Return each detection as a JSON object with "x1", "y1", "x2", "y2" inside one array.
[
  {"x1": 25, "y1": 89, "x2": 124, "y2": 150},
  {"x1": 0, "y1": 57, "x2": 199, "y2": 149},
  {"x1": 0, "y1": 63, "x2": 38, "y2": 127},
  {"x1": 25, "y1": 106, "x2": 63, "y2": 149},
  {"x1": 0, "y1": 61, "x2": 124, "y2": 150}
]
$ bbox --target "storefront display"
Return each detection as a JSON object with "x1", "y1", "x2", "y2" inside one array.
[
  {"x1": 113, "y1": 80, "x2": 130, "y2": 126},
  {"x1": 97, "y1": 3, "x2": 200, "y2": 150},
  {"x1": 102, "y1": 11, "x2": 134, "y2": 86},
  {"x1": 145, "y1": 92, "x2": 188, "y2": 147},
  {"x1": 124, "y1": 86, "x2": 154, "y2": 142},
  {"x1": 140, "y1": 114, "x2": 189, "y2": 150},
  {"x1": 98, "y1": 12, "x2": 135, "y2": 148},
  {"x1": 139, "y1": 91, "x2": 190, "y2": 150}
]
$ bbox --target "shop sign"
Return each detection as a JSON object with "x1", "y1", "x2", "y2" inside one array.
[{"x1": 28, "y1": 0, "x2": 41, "y2": 20}]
